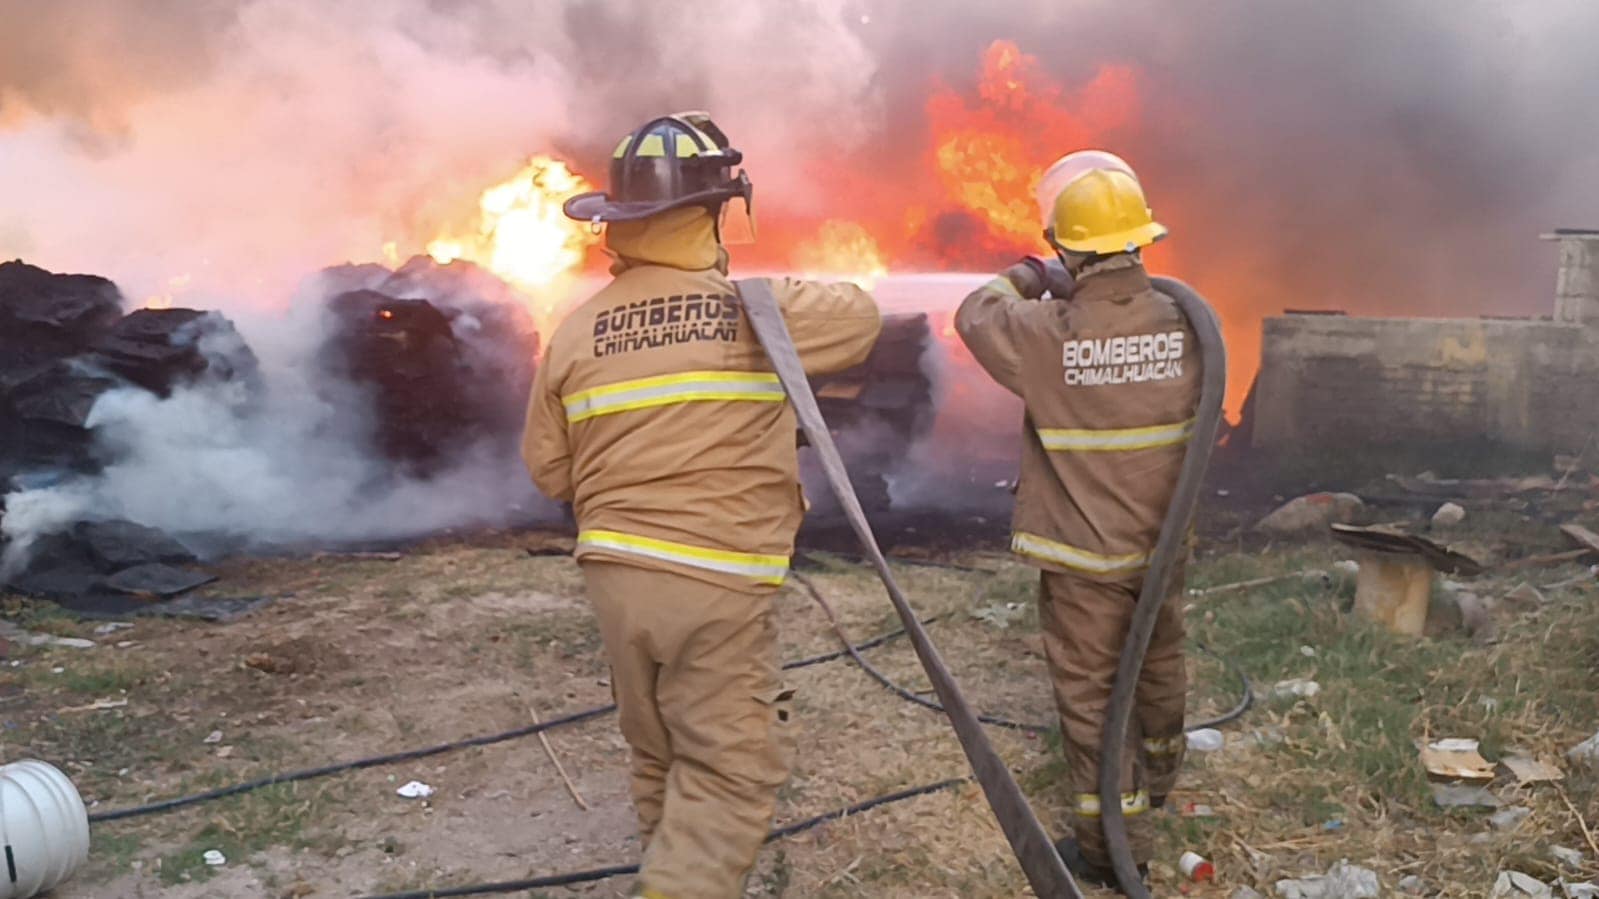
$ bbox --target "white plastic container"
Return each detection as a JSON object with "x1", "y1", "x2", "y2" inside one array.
[{"x1": 0, "y1": 760, "x2": 90, "y2": 899}]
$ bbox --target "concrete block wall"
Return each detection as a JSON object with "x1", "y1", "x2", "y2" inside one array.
[{"x1": 1253, "y1": 314, "x2": 1599, "y2": 454}]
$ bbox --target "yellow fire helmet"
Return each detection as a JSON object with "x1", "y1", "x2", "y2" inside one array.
[{"x1": 1046, "y1": 167, "x2": 1168, "y2": 256}]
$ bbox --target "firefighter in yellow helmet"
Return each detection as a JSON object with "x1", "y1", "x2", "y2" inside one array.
[
  {"x1": 522, "y1": 113, "x2": 881, "y2": 899},
  {"x1": 954, "y1": 151, "x2": 1198, "y2": 892}
]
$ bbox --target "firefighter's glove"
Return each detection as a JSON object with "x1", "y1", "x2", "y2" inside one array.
[
  {"x1": 1040, "y1": 258, "x2": 1073, "y2": 298},
  {"x1": 1000, "y1": 257, "x2": 1071, "y2": 300},
  {"x1": 1000, "y1": 257, "x2": 1050, "y2": 299}
]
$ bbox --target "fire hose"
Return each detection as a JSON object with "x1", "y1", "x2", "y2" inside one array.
[
  {"x1": 1098, "y1": 277, "x2": 1228, "y2": 898},
  {"x1": 740, "y1": 274, "x2": 1227, "y2": 898},
  {"x1": 736, "y1": 279, "x2": 1081, "y2": 897}
]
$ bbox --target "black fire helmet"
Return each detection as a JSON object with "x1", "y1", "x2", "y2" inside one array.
[{"x1": 563, "y1": 112, "x2": 753, "y2": 225}]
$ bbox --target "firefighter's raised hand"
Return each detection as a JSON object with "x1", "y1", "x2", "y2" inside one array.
[{"x1": 999, "y1": 257, "x2": 1070, "y2": 300}]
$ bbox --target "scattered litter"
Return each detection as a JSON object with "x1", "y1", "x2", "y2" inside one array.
[
  {"x1": 1566, "y1": 731, "x2": 1599, "y2": 771},
  {"x1": 1187, "y1": 728, "x2": 1225, "y2": 752},
  {"x1": 1330, "y1": 523, "x2": 1484, "y2": 575},
  {"x1": 92, "y1": 622, "x2": 134, "y2": 636},
  {"x1": 0, "y1": 621, "x2": 96, "y2": 649},
  {"x1": 1180, "y1": 851, "x2": 1215, "y2": 882},
  {"x1": 1180, "y1": 802, "x2": 1216, "y2": 818},
  {"x1": 1494, "y1": 871, "x2": 1553, "y2": 898},
  {"x1": 215, "y1": 746, "x2": 234, "y2": 759},
  {"x1": 203, "y1": 730, "x2": 223, "y2": 744},
  {"x1": 1322, "y1": 818, "x2": 1345, "y2": 831},
  {"x1": 1432, "y1": 502, "x2": 1467, "y2": 527},
  {"x1": 202, "y1": 849, "x2": 227, "y2": 867},
  {"x1": 1299, "y1": 645, "x2": 1317, "y2": 657},
  {"x1": 1431, "y1": 782, "x2": 1502, "y2": 809},
  {"x1": 50, "y1": 666, "x2": 64, "y2": 674},
  {"x1": 1399, "y1": 875, "x2": 1427, "y2": 894},
  {"x1": 1254, "y1": 492, "x2": 1365, "y2": 535},
  {"x1": 1275, "y1": 859, "x2": 1380, "y2": 899},
  {"x1": 1331, "y1": 559, "x2": 1360, "y2": 579},
  {"x1": 1502, "y1": 754, "x2": 1565, "y2": 785},
  {"x1": 58, "y1": 697, "x2": 128, "y2": 714},
  {"x1": 1490, "y1": 806, "x2": 1532, "y2": 830},
  {"x1": 1249, "y1": 726, "x2": 1287, "y2": 747},
  {"x1": 1505, "y1": 583, "x2": 1549, "y2": 606},
  {"x1": 970, "y1": 602, "x2": 1028, "y2": 629},
  {"x1": 396, "y1": 780, "x2": 435, "y2": 799},
  {"x1": 1456, "y1": 591, "x2": 1500, "y2": 645},
  {"x1": 1421, "y1": 738, "x2": 1495, "y2": 781},
  {"x1": 1553, "y1": 847, "x2": 1584, "y2": 868},
  {"x1": 1560, "y1": 523, "x2": 1599, "y2": 557},
  {"x1": 1271, "y1": 678, "x2": 1321, "y2": 701}
]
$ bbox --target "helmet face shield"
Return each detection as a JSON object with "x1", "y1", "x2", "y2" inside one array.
[
  {"x1": 1035, "y1": 150, "x2": 1138, "y2": 231},
  {"x1": 717, "y1": 170, "x2": 756, "y2": 245}
]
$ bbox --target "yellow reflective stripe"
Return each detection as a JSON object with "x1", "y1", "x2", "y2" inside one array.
[
  {"x1": 988, "y1": 276, "x2": 1022, "y2": 297},
  {"x1": 1011, "y1": 532, "x2": 1150, "y2": 575},
  {"x1": 577, "y1": 529, "x2": 789, "y2": 585},
  {"x1": 1143, "y1": 735, "x2": 1184, "y2": 757},
  {"x1": 1038, "y1": 418, "x2": 1195, "y2": 452},
  {"x1": 1074, "y1": 790, "x2": 1150, "y2": 818},
  {"x1": 613, "y1": 132, "x2": 704, "y2": 158},
  {"x1": 563, "y1": 371, "x2": 785, "y2": 422}
]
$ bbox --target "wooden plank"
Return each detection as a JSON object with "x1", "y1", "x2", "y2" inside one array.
[{"x1": 1560, "y1": 523, "x2": 1599, "y2": 555}]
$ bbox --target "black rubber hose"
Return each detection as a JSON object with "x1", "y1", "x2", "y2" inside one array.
[
  {"x1": 356, "y1": 778, "x2": 967, "y2": 899},
  {"x1": 793, "y1": 572, "x2": 1043, "y2": 732},
  {"x1": 1097, "y1": 277, "x2": 1228, "y2": 898},
  {"x1": 794, "y1": 576, "x2": 1253, "y2": 735},
  {"x1": 87, "y1": 620, "x2": 925, "y2": 824}
]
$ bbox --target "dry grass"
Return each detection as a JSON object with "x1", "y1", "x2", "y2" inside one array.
[{"x1": 1, "y1": 520, "x2": 1596, "y2": 897}]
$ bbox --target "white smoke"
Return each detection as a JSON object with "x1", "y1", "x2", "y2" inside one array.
[
  {"x1": 0, "y1": 0, "x2": 879, "y2": 556},
  {"x1": 0, "y1": 287, "x2": 547, "y2": 566}
]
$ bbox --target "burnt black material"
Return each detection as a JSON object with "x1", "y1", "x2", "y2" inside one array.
[{"x1": 312, "y1": 257, "x2": 538, "y2": 476}]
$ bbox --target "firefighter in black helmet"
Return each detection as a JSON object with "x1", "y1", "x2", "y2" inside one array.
[
  {"x1": 528, "y1": 113, "x2": 881, "y2": 899},
  {"x1": 565, "y1": 112, "x2": 754, "y2": 239}
]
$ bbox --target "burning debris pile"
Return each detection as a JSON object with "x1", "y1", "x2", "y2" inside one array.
[
  {"x1": 1, "y1": 253, "x2": 956, "y2": 614},
  {"x1": 311, "y1": 256, "x2": 540, "y2": 475},
  {"x1": 0, "y1": 257, "x2": 556, "y2": 612}
]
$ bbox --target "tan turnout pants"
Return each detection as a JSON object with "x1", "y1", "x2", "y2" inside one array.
[
  {"x1": 1038, "y1": 568, "x2": 1187, "y2": 867},
  {"x1": 580, "y1": 561, "x2": 795, "y2": 899}
]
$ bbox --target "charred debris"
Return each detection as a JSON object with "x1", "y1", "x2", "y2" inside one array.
[{"x1": 1, "y1": 258, "x2": 940, "y2": 616}]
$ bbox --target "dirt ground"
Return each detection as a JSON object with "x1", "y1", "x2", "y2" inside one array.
[{"x1": 3, "y1": 515, "x2": 1598, "y2": 898}]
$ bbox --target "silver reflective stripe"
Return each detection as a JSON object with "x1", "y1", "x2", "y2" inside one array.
[
  {"x1": 1011, "y1": 532, "x2": 1150, "y2": 575},
  {"x1": 1037, "y1": 418, "x2": 1194, "y2": 452},
  {"x1": 563, "y1": 371, "x2": 785, "y2": 423}
]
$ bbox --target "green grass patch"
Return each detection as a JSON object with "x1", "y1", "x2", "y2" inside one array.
[{"x1": 156, "y1": 780, "x2": 351, "y2": 885}]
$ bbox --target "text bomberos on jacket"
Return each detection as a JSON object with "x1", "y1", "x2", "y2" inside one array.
[{"x1": 1061, "y1": 330, "x2": 1185, "y2": 387}]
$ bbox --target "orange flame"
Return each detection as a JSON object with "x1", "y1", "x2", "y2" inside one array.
[
  {"x1": 792, "y1": 220, "x2": 888, "y2": 289},
  {"x1": 925, "y1": 40, "x2": 1143, "y2": 253},
  {"x1": 425, "y1": 155, "x2": 599, "y2": 293}
]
